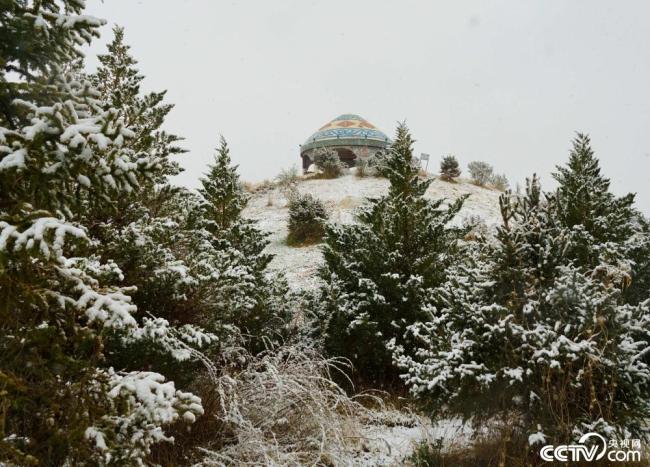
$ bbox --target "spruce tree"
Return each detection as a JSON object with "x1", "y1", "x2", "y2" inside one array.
[
  {"x1": 197, "y1": 138, "x2": 290, "y2": 352},
  {"x1": 439, "y1": 154, "x2": 461, "y2": 181},
  {"x1": 552, "y1": 133, "x2": 650, "y2": 304},
  {"x1": 393, "y1": 174, "x2": 650, "y2": 452},
  {"x1": 314, "y1": 124, "x2": 467, "y2": 386},
  {"x1": 200, "y1": 137, "x2": 248, "y2": 232},
  {"x1": 0, "y1": 5, "x2": 206, "y2": 464},
  {"x1": 92, "y1": 26, "x2": 184, "y2": 179},
  {"x1": 81, "y1": 28, "x2": 222, "y2": 397},
  {"x1": 554, "y1": 133, "x2": 636, "y2": 272}
]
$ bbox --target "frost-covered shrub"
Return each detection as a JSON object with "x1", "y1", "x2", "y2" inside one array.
[
  {"x1": 313, "y1": 148, "x2": 344, "y2": 178},
  {"x1": 368, "y1": 150, "x2": 388, "y2": 175},
  {"x1": 490, "y1": 173, "x2": 509, "y2": 190},
  {"x1": 357, "y1": 152, "x2": 389, "y2": 177},
  {"x1": 355, "y1": 158, "x2": 370, "y2": 177},
  {"x1": 439, "y1": 155, "x2": 461, "y2": 181},
  {"x1": 287, "y1": 192, "x2": 328, "y2": 245},
  {"x1": 195, "y1": 345, "x2": 374, "y2": 466},
  {"x1": 276, "y1": 165, "x2": 299, "y2": 193},
  {"x1": 467, "y1": 161, "x2": 494, "y2": 186},
  {"x1": 461, "y1": 214, "x2": 489, "y2": 240}
]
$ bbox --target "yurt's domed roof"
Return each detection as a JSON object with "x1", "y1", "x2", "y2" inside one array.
[{"x1": 302, "y1": 114, "x2": 390, "y2": 152}]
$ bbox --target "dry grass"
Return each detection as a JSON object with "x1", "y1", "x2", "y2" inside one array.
[
  {"x1": 194, "y1": 344, "x2": 382, "y2": 466},
  {"x1": 337, "y1": 195, "x2": 357, "y2": 210},
  {"x1": 286, "y1": 234, "x2": 323, "y2": 247},
  {"x1": 242, "y1": 179, "x2": 275, "y2": 194}
]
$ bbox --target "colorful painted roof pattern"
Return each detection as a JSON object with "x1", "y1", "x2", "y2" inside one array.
[{"x1": 303, "y1": 114, "x2": 390, "y2": 147}]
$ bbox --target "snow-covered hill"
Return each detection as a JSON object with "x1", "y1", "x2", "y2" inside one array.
[
  {"x1": 243, "y1": 173, "x2": 503, "y2": 290},
  {"x1": 240, "y1": 173, "x2": 498, "y2": 463}
]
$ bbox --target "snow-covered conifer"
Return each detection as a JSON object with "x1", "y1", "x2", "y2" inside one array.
[
  {"x1": 313, "y1": 147, "x2": 345, "y2": 178},
  {"x1": 287, "y1": 192, "x2": 327, "y2": 245},
  {"x1": 0, "y1": 4, "x2": 205, "y2": 464},
  {"x1": 393, "y1": 174, "x2": 650, "y2": 449},
  {"x1": 313, "y1": 123, "x2": 467, "y2": 386},
  {"x1": 554, "y1": 133, "x2": 636, "y2": 272},
  {"x1": 197, "y1": 139, "x2": 291, "y2": 352},
  {"x1": 200, "y1": 137, "x2": 248, "y2": 232},
  {"x1": 92, "y1": 26, "x2": 184, "y2": 181},
  {"x1": 439, "y1": 155, "x2": 461, "y2": 181}
]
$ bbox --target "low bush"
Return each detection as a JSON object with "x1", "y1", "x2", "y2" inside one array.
[
  {"x1": 287, "y1": 193, "x2": 327, "y2": 245},
  {"x1": 467, "y1": 161, "x2": 493, "y2": 186},
  {"x1": 355, "y1": 158, "x2": 370, "y2": 177},
  {"x1": 313, "y1": 148, "x2": 345, "y2": 178},
  {"x1": 276, "y1": 165, "x2": 300, "y2": 193},
  {"x1": 490, "y1": 173, "x2": 509, "y2": 190}
]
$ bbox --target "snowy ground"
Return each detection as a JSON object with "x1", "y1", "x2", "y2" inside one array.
[
  {"x1": 243, "y1": 172, "x2": 502, "y2": 290},
  {"x1": 350, "y1": 412, "x2": 472, "y2": 466}
]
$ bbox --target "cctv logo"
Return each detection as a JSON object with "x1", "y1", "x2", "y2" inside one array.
[
  {"x1": 540, "y1": 433, "x2": 607, "y2": 462},
  {"x1": 540, "y1": 433, "x2": 641, "y2": 463}
]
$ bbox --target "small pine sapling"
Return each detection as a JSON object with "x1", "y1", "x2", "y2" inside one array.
[{"x1": 439, "y1": 155, "x2": 461, "y2": 181}]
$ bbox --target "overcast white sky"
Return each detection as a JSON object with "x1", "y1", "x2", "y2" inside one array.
[{"x1": 83, "y1": 0, "x2": 650, "y2": 213}]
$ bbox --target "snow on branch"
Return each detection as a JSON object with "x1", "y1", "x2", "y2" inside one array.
[
  {"x1": 85, "y1": 369, "x2": 203, "y2": 465},
  {"x1": 0, "y1": 216, "x2": 86, "y2": 259}
]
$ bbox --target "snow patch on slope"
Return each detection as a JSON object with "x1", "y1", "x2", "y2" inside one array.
[{"x1": 351, "y1": 412, "x2": 472, "y2": 465}]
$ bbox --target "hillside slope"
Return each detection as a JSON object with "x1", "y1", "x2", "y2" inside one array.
[{"x1": 243, "y1": 173, "x2": 503, "y2": 290}]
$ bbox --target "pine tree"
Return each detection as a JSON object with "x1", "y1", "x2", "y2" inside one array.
[
  {"x1": 552, "y1": 133, "x2": 650, "y2": 304},
  {"x1": 92, "y1": 26, "x2": 184, "y2": 180},
  {"x1": 197, "y1": 138, "x2": 291, "y2": 352},
  {"x1": 393, "y1": 174, "x2": 650, "y2": 451},
  {"x1": 554, "y1": 133, "x2": 636, "y2": 273},
  {"x1": 78, "y1": 28, "x2": 223, "y2": 400},
  {"x1": 200, "y1": 137, "x2": 248, "y2": 232},
  {"x1": 313, "y1": 124, "x2": 467, "y2": 386},
  {"x1": 0, "y1": 5, "x2": 205, "y2": 464},
  {"x1": 439, "y1": 154, "x2": 461, "y2": 181}
]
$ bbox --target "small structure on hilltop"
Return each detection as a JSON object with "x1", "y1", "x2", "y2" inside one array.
[{"x1": 300, "y1": 114, "x2": 390, "y2": 173}]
